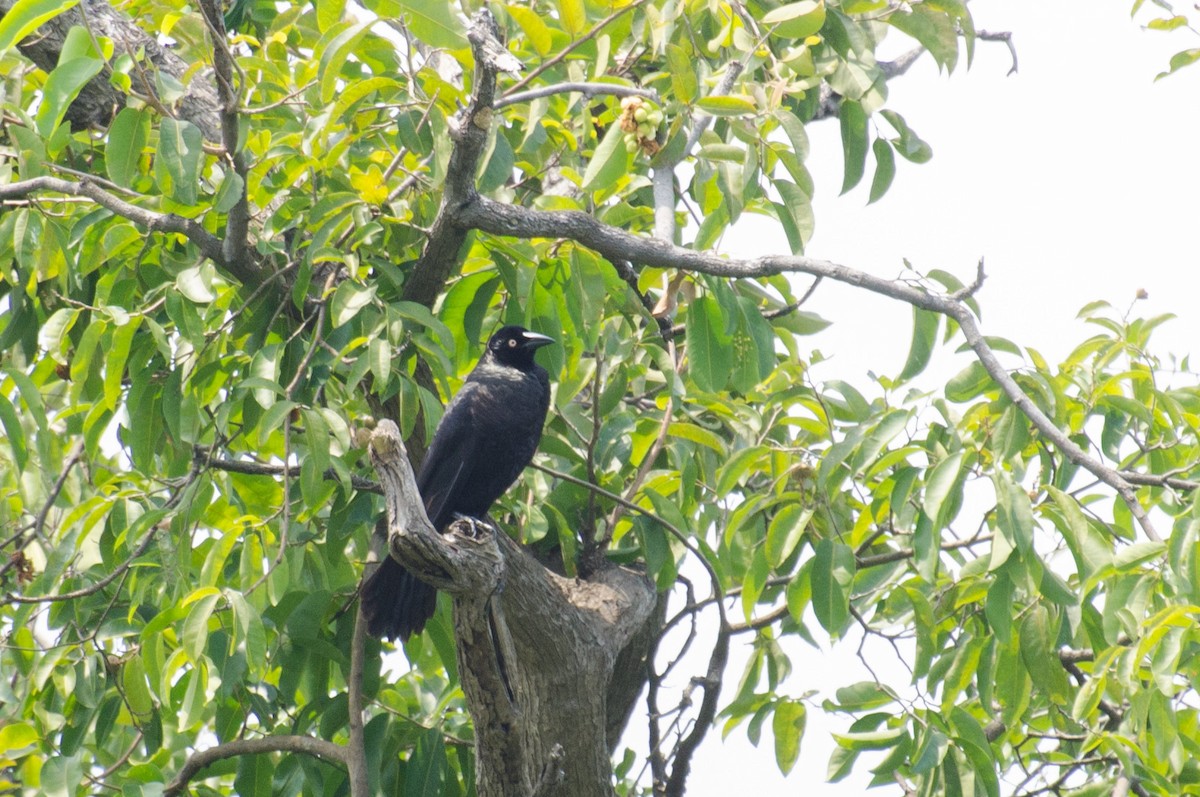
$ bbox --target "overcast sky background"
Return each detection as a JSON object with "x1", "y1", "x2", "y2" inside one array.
[{"x1": 676, "y1": 2, "x2": 1200, "y2": 794}]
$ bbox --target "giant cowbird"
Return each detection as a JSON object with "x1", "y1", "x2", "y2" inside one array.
[{"x1": 361, "y1": 325, "x2": 554, "y2": 640}]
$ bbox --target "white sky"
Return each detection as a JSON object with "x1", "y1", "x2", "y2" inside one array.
[{"x1": 681, "y1": 2, "x2": 1200, "y2": 794}]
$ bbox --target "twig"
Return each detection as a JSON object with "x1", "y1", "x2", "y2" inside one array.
[
  {"x1": 0, "y1": 176, "x2": 241, "y2": 279},
  {"x1": 496, "y1": 82, "x2": 656, "y2": 110},
  {"x1": 164, "y1": 736, "x2": 346, "y2": 795},
  {"x1": 8, "y1": 526, "x2": 158, "y2": 604},
  {"x1": 34, "y1": 442, "x2": 85, "y2": 541},
  {"x1": 978, "y1": 30, "x2": 1019, "y2": 75},
  {"x1": 502, "y1": 0, "x2": 652, "y2": 96},
  {"x1": 198, "y1": 450, "x2": 381, "y2": 493}
]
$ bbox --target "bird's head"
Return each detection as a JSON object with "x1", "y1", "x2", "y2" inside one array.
[{"x1": 486, "y1": 326, "x2": 554, "y2": 370}]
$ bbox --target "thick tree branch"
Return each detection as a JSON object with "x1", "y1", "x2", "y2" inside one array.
[
  {"x1": 164, "y1": 736, "x2": 347, "y2": 796},
  {"x1": 369, "y1": 422, "x2": 502, "y2": 594},
  {"x1": 0, "y1": 176, "x2": 267, "y2": 285},
  {"x1": 453, "y1": 200, "x2": 1162, "y2": 541},
  {"x1": 197, "y1": 0, "x2": 250, "y2": 267},
  {"x1": 346, "y1": 606, "x2": 370, "y2": 797},
  {"x1": 402, "y1": 9, "x2": 519, "y2": 308},
  {"x1": 0, "y1": 0, "x2": 222, "y2": 141},
  {"x1": 369, "y1": 419, "x2": 656, "y2": 797}
]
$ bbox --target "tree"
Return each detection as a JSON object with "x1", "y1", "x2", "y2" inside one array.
[{"x1": 0, "y1": 1, "x2": 1196, "y2": 796}]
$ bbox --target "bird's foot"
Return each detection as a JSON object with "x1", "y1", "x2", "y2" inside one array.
[{"x1": 450, "y1": 513, "x2": 492, "y2": 540}]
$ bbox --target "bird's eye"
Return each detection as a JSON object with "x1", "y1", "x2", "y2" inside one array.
[{"x1": 508, "y1": 338, "x2": 518, "y2": 347}]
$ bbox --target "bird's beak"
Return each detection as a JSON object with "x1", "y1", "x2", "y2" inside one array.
[{"x1": 521, "y1": 331, "x2": 555, "y2": 349}]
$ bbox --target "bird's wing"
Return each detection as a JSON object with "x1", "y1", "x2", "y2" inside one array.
[{"x1": 415, "y1": 383, "x2": 481, "y2": 530}]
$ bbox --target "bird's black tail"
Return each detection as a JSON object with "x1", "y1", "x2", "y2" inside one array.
[{"x1": 359, "y1": 556, "x2": 438, "y2": 641}]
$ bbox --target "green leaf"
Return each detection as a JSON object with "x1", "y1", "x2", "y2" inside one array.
[
  {"x1": 945, "y1": 360, "x2": 993, "y2": 402},
  {"x1": 832, "y1": 681, "x2": 896, "y2": 711},
  {"x1": 667, "y1": 43, "x2": 698, "y2": 103},
  {"x1": 774, "y1": 179, "x2": 814, "y2": 254},
  {"x1": 182, "y1": 591, "x2": 221, "y2": 663},
  {"x1": 1019, "y1": 604, "x2": 1070, "y2": 704},
  {"x1": 0, "y1": 0, "x2": 79, "y2": 57},
  {"x1": 121, "y1": 653, "x2": 155, "y2": 718},
  {"x1": 0, "y1": 393, "x2": 27, "y2": 472},
  {"x1": 102, "y1": 316, "x2": 141, "y2": 410},
  {"x1": 949, "y1": 707, "x2": 999, "y2": 797},
  {"x1": 686, "y1": 295, "x2": 733, "y2": 392},
  {"x1": 772, "y1": 699, "x2": 807, "y2": 775},
  {"x1": 898, "y1": 307, "x2": 939, "y2": 381},
  {"x1": 774, "y1": 108, "x2": 810, "y2": 162},
  {"x1": 214, "y1": 171, "x2": 245, "y2": 214},
  {"x1": 506, "y1": 4, "x2": 553, "y2": 55},
  {"x1": 318, "y1": 20, "x2": 375, "y2": 104},
  {"x1": 316, "y1": 0, "x2": 346, "y2": 31},
  {"x1": 176, "y1": 264, "x2": 217, "y2": 303},
  {"x1": 985, "y1": 572, "x2": 1013, "y2": 639},
  {"x1": 394, "y1": 0, "x2": 466, "y2": 48},
  {"x1": 105, "y1": 107, "x2": 150, "y2": 188},
  {"x1": 234, "y1": 747, "x2": 272, "y2": 796},
  {"x1": 1157, "y1": 47, "x2": 1200, "y2": 79},
  {"x1": 888, "y1": 5, "x2": 958, "y2": 72},
  {"x1": 404, "y1": 728, "x2": 447, "y2": 797},
  {"x1": 766, "y1": 505, "x2": 813, "y2": 568},
  {"x1": 330, "y1": 281, "x2": 377, "y2": 326},
  {"x1": 37, "y1": 307, "x2": 80, "y2": 365},
  {"x1": 761, "y1": 1, "x2": 826, "y2": 39},
  {"x1": 923, "y1": 450, "x2": 964, "y2": 530},
  {"x1": 156, "y1": 117, "x2": 203, "y2": 205},
  {"x1": 35, "y1": 55, "x2": 104, "y2": 139},
  {"x1": 838, "y1": 100, "x2": 867, "y2": 194},
  {"x1": 880, "y1": 109, "x2": 933, "y2": 163},
  {"x1": 811, "y1": 538, "x2": 855, "y2": 634},
  {"x1": 696, "y1": 95, "x2": 758, "y2": 116},
  {"x1": 1047, "y1": 486, "x2": 1112, "y2": 584},
  {"x1": 867, "y1": 136, "x2": 896, "y2": 204},
  {"x1": 1147, "y1": 14, "x2": 1187, "y2": 30},
  {"x1": 581, "y1": 121, "x2": 630, "y2": 194},
  {"x1": 0, "y1": 722, "x2": 37, "y2": 757},
  {"x1": 557, "y1": 0, "x2": 585, "y2": 34},
  {"x1": 1114, "y1": 540, "x2": 1166, "y2": 570}
]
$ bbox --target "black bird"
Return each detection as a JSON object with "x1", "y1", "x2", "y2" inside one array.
[{"x1": 361, "y1": 325, "x2": 554, "y2": 640}]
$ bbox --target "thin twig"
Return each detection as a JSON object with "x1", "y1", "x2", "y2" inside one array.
[
  {"x1": 503, "y1": 0, "x2": 652, "y2": 95},
  {"x1": 164, "y1": 735, "x2": 346, "y2": 795},
  {"x1": 496, "y1": 82, "x2": 656, "y2": 110}
]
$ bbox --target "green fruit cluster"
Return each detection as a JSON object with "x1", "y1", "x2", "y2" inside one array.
[{"x1": 619, "y1": 96, "x2": 664, "y2": 154}]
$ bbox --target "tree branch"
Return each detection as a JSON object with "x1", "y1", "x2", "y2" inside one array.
[
  {"x1": 197, "y1": 0, "x2": 250, "y2": 268},
  {"x1": 453, "y1": 200, "x2": 1163, "y2": 541},
  {"x1": 0, "y1": 176, "x2": 264, "y2": 284},
  {"x1": 346, "y1": 606, "x2": 370, "y2": 797},
  {"x1": 7, "y1": 525, "x2": 157, "y2": 604},
  {"x1": 502, "y1": 0, "x2": 652, "y2": 96},
  {"x1": 401, "y1": 9, "x2": 519, "y2": 308},
  {"x1": 495, "y1": 82, "x2": 656, "y2": 111},
  {"x1": 197, "y1": 448, "x2": 381, "y2": 494},
  {"x1": 978, "y1": 30, "x2": 1019, "y2": 76},
  {"x1": 164, "y1": 735, "x2": 347, "y2": 796}
]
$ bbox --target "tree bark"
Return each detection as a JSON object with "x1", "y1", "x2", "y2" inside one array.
[
  {"x1": 0, "y1": 0, "x2": 222, "y2": 142},
  {"x1": 369, "y1": 421, "x2": 657, "y2": 797}
]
